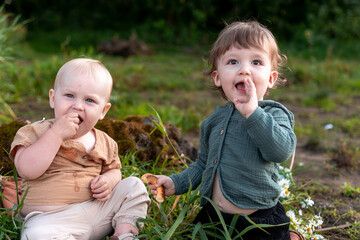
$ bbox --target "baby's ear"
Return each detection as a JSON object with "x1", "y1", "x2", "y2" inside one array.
[
  {"x1": 268, "y1": 71, "x2": 278, "y2": 88},
  {"x1": 99, "y1": 103, "x2": 111, "y2": 120},
  {"x1": 49, "y1": 89, "x2": 55, "y2": 109}
]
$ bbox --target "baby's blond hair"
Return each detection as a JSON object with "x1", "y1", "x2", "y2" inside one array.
[{"x1": 54, "y1": 58, "x2": 113, "y2": 101}]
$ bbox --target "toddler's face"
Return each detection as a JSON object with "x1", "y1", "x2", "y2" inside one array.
[
  {"x1": 212, "y1": 46, "x2": 277, "y2": 102},
  {"x1": 49, "y1": 72, "x2": 111, "y2": 139}
]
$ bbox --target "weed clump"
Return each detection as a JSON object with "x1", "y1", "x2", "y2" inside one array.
[
  {"x1": 0, "y1": 120, "x2": 27, "y2": 174},
  {"x1": 330, "y1": 140, "x2": 359, "y2": 171},
  {"x1": 96, "y1": 115, "x2": 197, "y2": 165}
]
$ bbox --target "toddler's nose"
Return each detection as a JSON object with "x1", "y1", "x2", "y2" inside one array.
[{"x1": 238, "y1": 63, "x2": 251, "y2": 75}]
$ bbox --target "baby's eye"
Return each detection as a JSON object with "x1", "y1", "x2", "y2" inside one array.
[
  {"x1": 227, "y1": 59, "x2": 238, "y2": 65},
  {"x1": 65, "y1": 94, "x2": 74, "y2": 98},
  {"x1": 86, "y1": 98, "x2": 95, "y2": 103},
  {"x1": 252, "y1": 60, "x2": 262, "y2": 66}
]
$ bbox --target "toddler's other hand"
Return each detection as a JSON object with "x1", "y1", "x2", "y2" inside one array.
[
  {"x1": 234, "y1": 78, "x2": 258, "y2": 118},
  {"x1": 91, "y1": 175, "x2": 112, "y2": 201},
  {"x1": 51, "y1": 113, "x2": 80, "y2": 140},
  {"x1": 148, "y1": 175, "x2": 176, "y2": 197}
]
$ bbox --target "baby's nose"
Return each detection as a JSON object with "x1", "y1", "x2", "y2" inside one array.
[{"x1": 72, "y1": 100, "x2": 84, "y2": 110}]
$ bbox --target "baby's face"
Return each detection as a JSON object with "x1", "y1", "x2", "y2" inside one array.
[
  {"x1": 212, "y1": 46, "x2": 277, "y2": 102},
  {"x1": 49, "y1": 72, "x2": 111, "y2": 139}
]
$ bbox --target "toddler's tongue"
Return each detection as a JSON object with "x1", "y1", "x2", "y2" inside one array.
[{"x1": 236, "y1": 82, "x2": 245, "y2": 91}]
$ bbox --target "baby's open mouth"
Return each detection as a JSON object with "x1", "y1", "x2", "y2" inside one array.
[{"x1": 78, "y1": 116, "x2": 83, "y2": 124}]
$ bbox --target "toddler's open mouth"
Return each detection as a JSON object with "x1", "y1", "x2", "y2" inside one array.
[{"x1": 235, "y1": 81, "x2": 245, "y2": 90}]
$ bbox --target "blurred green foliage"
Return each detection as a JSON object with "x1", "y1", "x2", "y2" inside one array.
[
  {"x1": 3, "y1": 0, "x2": 360, "y2": 50},
  {"x1": 0, "y1": 5, "x2": 23, "y2": 62},
  {"x1": 0, "y1": 4, "x2": 27, "y2": 123}
]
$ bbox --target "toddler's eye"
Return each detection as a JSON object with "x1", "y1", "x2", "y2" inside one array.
[
  {"x1": 227, "y1": 59, "x2": 238, "y2": 65},
  {"x1": 65, "y1": 94, "x2": 74, "y2": 98},
  {"x1": 86, "y1": 98, "x2": 95, "y2": 103},
  {"x1": 252, "y1": 60, "x2": 262, "y2": 66}
]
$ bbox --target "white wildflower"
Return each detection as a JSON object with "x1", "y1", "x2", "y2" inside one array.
[
  {"x1": 314, "y1": 214, "x2": 323, "y2": 227},
  {"x1": 286, "y1": 210, "x2": 301, "y2": 229},
  {"x1": 279, "y1": 178, "x2": 291, "y2": 198},
  {"x1": 305, "y1": 222, "x2": 314, "y2": 235},
  {"x1": 297, "y1": 227, "x2": 307, "y2": 237},
  {"x1": 278, "y1": 178, "x2": 290, "y2": 186},
  {"x1": 298, "y1": 209, "x2": 303, "y2": 216},
  {"x1": 308, "y1": 219, "x2": 317, "y2": 230},
  {"x1": 301, "y1": 197, "x2": 314, "y2": 208},
  {"x1": 312, "y1": 234, "x2": 325, "y2": 239},
  {"x1": 287, "y1": 210, "x2": 295, "y2": 219}
]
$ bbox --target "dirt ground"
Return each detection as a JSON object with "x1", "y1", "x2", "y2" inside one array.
[
  {"x1": 10, "y1": 97, "x2": 360, "y2": 240},
  {"x1": 276, "y1": 99, "x2": 360, "y2": 239}
]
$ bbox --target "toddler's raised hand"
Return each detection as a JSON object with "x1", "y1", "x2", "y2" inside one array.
[
  {"x1": 234, "y1": 78, "x2": 258, "y2": 118},
  {"x1": 51, "y1": 113, "x2": 80, "y2": 140},
  {"x1": 91, "y1": 175, "x2": 112, "y2": 201}
]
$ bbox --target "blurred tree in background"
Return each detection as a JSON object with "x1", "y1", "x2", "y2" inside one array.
[{"x1": 3, "y1": 0, "x2": 360, "y2": 50}]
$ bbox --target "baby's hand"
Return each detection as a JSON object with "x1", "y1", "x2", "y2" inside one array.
[
  {"x1": 51, "y1": 113, "x2": 80, "y2": 140},
  {"x1": 91, "y1": 175, "x2": 112, "y2": 201},
  {"x1": 234, "y1": 78, "x2": 258, "y2": 118}
]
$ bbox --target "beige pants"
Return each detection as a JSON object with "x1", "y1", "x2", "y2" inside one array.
[{"x1": 21, "y1": 177, "x2": 150, "y2": 240}]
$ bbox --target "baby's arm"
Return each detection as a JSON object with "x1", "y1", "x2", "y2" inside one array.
[
  {"x1": 91, "y1": 169, "x2": 121, "y2": 201},
  {"x1": 15, "y1": 113, "x2": 80, "y2": 180}
]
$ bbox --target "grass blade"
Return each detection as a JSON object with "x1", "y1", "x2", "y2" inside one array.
[{"x1": 163, "y1": 205, "x2": 188, "y2": 240}]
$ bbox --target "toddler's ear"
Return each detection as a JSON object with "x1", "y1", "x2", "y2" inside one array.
[
  {"x1": 49, "y1": 89, "x2": 55, "y2": 109},
  {"x1": 212, "y1": 70, "x2": 221, "y2": 87},
  {"x1": 268, "y1": 71, "x2": 278, "y2": 88}
]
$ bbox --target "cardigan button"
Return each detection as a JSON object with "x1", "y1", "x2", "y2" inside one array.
[
  {"x1": 220, "y1": 130, "x2": 224, "y2": 135},
  {"x1": 214, "y1": 158, "x2": 218, "y2": 164},
  {"x1": 82, "y1": 155, "x2": 88, "y2": 159}
]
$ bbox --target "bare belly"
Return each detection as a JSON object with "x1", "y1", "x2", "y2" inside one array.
[{"x1": 212, "y1": 173, "x2": 258, "y2": 215}]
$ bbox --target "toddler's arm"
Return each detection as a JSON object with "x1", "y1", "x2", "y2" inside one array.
[
  {"x1": 147, "y1": 175, "x2": 176, "y2": 198},
  {"x1": 14, "y1": 113, "x2": 80, "y2": 180},
  {"x1": 246, "y1": 104, "x2": 296, "y2": 163},
  {"x1": 91, "y1": 169, "x2": 121, "y2": 201}
]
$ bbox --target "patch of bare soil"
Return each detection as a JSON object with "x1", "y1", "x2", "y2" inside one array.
[
  {"x1": 10, "y1": 97, "x2": 53, "y2": 123},
  {"x1": 284, "y1": 100, "x2": 360, "y2": 240},
  {"x1": 293, "y1": 146, "x2": 360, "y2": 237}
]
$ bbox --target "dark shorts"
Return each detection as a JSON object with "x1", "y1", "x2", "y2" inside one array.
[{"x1": 192, "y1": 202, "x2": 291, "y2": 240}]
